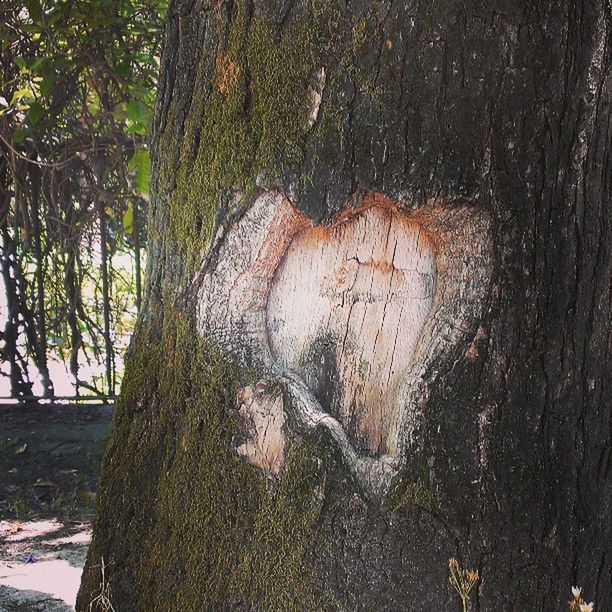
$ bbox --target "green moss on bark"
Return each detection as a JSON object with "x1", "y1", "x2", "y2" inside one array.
[
  {"x1": 386, "y1": 477, "x2": 438, "y2": 514},
  {"x1": 164, "y1": 2, "x2": 340, "y2": 273},
  {"x1": 78, "y1": 308, "x2": 329, "y2": 610}
]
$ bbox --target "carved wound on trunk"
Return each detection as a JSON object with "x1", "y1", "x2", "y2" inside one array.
[
  {"x1": 267, "y1": 206, "x2": 435, "y2": 455},
  {"x1": 235, "y1": 383, "x2": 286, "y2": 477},
  {"x1": 195, "y1": 191, "x2": 492, "y2": 499}
]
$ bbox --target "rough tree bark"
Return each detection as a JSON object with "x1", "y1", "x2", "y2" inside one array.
[{"x1": 78, "y1": 1, "x2": 611, "y2": 610}]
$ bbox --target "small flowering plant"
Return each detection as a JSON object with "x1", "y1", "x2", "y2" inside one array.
[
  {"x1": 448, "y1": 558, "x2": 479, "y2": 612},
  {"x1": 568, "y1": 586, "x2": 594, "y2": 611}
]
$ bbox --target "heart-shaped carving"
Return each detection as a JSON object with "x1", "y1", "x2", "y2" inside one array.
[
  {"x1": 196, "y1": 190, "x2": 491, "y2": 497},
  {"x1": 267, "y1": 205, "x2": 436, "y2": 455}
]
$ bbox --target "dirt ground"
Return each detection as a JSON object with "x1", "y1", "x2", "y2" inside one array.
[{"x1": 0, "y1": 404, "x2": 111, "y2": 611}]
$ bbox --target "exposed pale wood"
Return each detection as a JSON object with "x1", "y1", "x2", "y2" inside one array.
[
  {"x1": 267, "y1": 204, "x2": 436, "y2": 454},
  {"x1": 196, "y1": 191, "x2": 308, "y2": 366},
  {"x1": 307, "y1": 67, "x2": 326, "y2": 129},
  {"x1": 235, "y1": 382, "x2": 287, "y2": 478}
]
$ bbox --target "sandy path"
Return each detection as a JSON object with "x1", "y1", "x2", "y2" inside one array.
[{"x1": 0, "y1": 519, "x2": 91, "y2": 611}]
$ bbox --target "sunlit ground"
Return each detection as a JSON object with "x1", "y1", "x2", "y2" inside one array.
[
  {"x1": 0, "y1": 519, "x2": 91, "y2": 610},
  {"x1": 0, "y1": 360, "x2": 96, "y2": 398}
]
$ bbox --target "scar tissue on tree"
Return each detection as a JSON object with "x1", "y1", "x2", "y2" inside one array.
[{"x1": 196, "y1": 190, "x2": 492, "y2": 501}]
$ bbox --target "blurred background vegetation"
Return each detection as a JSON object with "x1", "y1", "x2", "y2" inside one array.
[{"x1": 0, "y1": 0, "x2": 166, "y2": 399}]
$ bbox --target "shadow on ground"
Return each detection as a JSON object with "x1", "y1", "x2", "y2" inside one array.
[
  {"x1": 0, "y1": 585, "x2": 74, "y2": 611},
  {"x1": 0, "y1": 404, "x2": 111, "y2": 611}
]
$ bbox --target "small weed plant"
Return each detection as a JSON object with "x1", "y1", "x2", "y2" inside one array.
[
  {"x1": 88, "y1": 557, "x2": 116, "y2": 612},
  {"x1": 448, "y1": 558, "x2": 479, "y2": 612},
  {"x1": 448, "y1": 560, "x2": 596, "y2": 612},
  {"x1": 568, "y1": 586, "x2": 594, "y2": 612}
]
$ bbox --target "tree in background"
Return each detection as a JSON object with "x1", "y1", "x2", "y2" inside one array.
[{"x1": 0, "y1": 0, "x2": 164, "y2": 397}]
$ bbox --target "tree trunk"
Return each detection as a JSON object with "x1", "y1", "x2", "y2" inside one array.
[
  {"x1": 99, "y1": 200, "x2": 114, "y2": 396},
  {"x1": 0, "y1": 227, "x2": 32, "y2": 397},
  {"x1": 78, "y1": 1, "x2": 612, "y2": 610},
  {"x1": 30, "y1": 165, "x2": 54, "y2": 398}
]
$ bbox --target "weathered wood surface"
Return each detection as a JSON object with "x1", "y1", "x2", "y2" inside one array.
[{"x1": 268, "y1": 202, "x2": 436, "y2": 455}]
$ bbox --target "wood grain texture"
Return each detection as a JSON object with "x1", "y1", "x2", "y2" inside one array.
[
  {"x1": 236, "y1": 382, "x2": 287, "y2": 477},
  {"x1": 268, "y1": 204, "x2": 435, "y2": 455}
]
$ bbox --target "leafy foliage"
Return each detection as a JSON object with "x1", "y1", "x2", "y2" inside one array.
[{"x1": 0, "y1": 0, "x2": 165, "y2": 397}]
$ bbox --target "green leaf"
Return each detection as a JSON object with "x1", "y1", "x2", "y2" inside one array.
[
  {"x1": 126, "y1": 122, "x2": 148, "y2": 136},
  {"x1": 39, "y1": 74, "x2": 56, "y2": 97},
  {"x1": 11, "y1": 88, "x2": 33, "y2": 105},
  {"x1": 13, "y1": 127, "x2": 29, "y2": 143},
  {"x1": 27, "y1": 102, "x2": 44, "y2": 125},
  {"x1": 128, "y1": 149, "x2": 150, "y2": 196},
  {"x1": 29, "y1": 56, "x2": 48, "y2": 73},
  {"x1": 47, "y1": 11, "x2": 62, "y2": 26},
  {"x1": 14, "y1": 57, "x2": 27, "y2": 69},
  {"x1": 20, "y1": 24, "x2": 42, "y2": 34},
  {"x1": 126, "y1": 100, "x2": 149, "y2": 123},
  {"x1": 123, "y1": 203, "x2": 134, "y2": 234},
  {"x1": 26, "y1": 0, "x2": 43, "y2": 24},
  {"x1": 114, "y1": 61, "x2": 131, "y2": 78}
]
